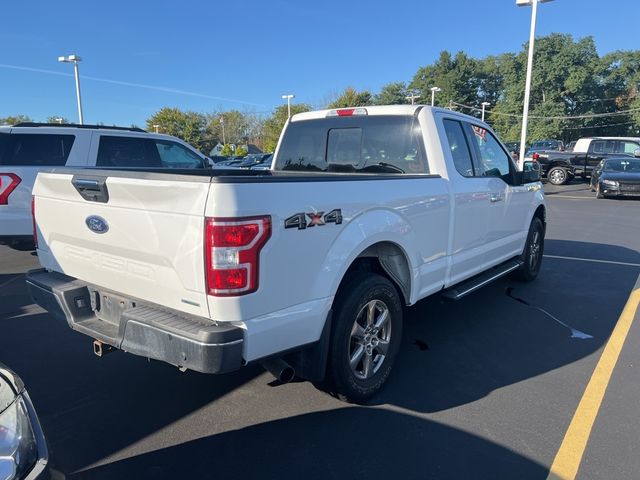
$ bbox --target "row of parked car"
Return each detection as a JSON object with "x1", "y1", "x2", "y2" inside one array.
[{"x1": 503, "y1": 136, "x2": 640, "y2": 195}]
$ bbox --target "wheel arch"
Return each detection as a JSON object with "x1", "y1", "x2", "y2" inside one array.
[{"x1": 337, "y1": 241, "x2": 412, "y2": 305}]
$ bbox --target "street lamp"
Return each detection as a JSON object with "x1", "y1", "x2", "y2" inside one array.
[
  {"x1": 220, "y1": 116, "x2": 226, "y2": 145},
  {"x1": 153, "y1": 124, "x2": 160, "y2": 133},
  {"x1": 405, "y1": 92, "x2": 420, "y2": 105},
  {"x1": 58, "y1": 54, "x2": 84, "y2": 125},
  {"x1": 516, "y1": 0, "x2": 554, "y2": 169},
  {"x1": 430, "y1": 87, "x2": 441, "y2": 107},
  {"x1": 281, "y1": 94, "x2": 295, "y2": 118},
  {"x1": 481, "y1": 102, "x2": 491, "y2": 122}
]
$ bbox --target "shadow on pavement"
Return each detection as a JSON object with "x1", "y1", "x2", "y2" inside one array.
[
  {"x1": 74, "y1": 407, "x2": 547, "y2": 480},
  {"x1": 1, "y1": 240, "x2": 638, "y2": 475},
  {"x1": 374, "y1": 240, "x2": 639, "y2": 413}
]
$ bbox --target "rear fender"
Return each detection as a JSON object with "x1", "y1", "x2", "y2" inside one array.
[{"x1": 311, "y1": 208, "x2": 416, "y2": 304}]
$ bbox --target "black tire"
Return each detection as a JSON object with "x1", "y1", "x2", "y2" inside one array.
[
  {"x1": 324, "y1": 273, "x2": 403, "y2": 403},
  {"x1": 514, "y1": 217, "x2": 544, "y2": 282},
  {"x1": 547, "y1": 166, "x2": 569, "y2": 185},
  {"x1": 596, "y1": 184, "x2": 604, "y2": 199}
]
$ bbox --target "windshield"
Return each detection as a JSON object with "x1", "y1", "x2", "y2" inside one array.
[{"x1": 603, "y1": 159, "x2": 640, "y2": 172}]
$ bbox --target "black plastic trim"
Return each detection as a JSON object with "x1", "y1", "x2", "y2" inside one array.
[{"x1": 25, "y1": 269, "x2": 244, "y2": 374}]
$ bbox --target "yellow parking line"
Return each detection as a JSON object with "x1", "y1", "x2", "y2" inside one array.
[{"x1": 547, "y1": 275, "x2": 640, "y2": 480}]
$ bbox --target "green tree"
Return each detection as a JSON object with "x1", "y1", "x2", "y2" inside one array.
[
  {"x1": 327, "y1": 87, "x2": 373, "y2": 108},
  {"x1": 220, "y1": 144, "x2": 234, "y2": 157},
  {"x1": 46, "y1": 116, "x2": 69, "y2": 124},
  {"x1": 374, "y1": 82, "x2": 410, "y2": 105},
  {"x1": 410, "y1": 51, "x2": 480, "y2": 109},
  {"x1": 262, "y1": 103, "x2": 312, "y2": 152},
  {"x1": 146, "y1": 107, "x2": 208, "y2": 152},
  {"x1": 235, "y1": 145, "x2": 248, "y2": 157},
  {"x1": 0, "y1": 114, "x2": 32, "y2": 125}
]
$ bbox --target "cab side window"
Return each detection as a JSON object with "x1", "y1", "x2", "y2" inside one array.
[
  {"x1": 443, "y1": 119, "x2": 474, "y2": 177},
  {"x1": 467, "y1": 125, "x2": 513, "y2": 182},
  {"x1": 97, "y1": 136, "x2": 162, "y2": 167},
  {"x1": 620, "y1": 141, "x2": 640, "y2": 155},
  {"x1": 154, "y1": 140, "x2": 205, "y2": 168}
]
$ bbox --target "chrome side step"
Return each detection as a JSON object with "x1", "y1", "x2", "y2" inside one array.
[{"x1": 441, "y1": 259, "x2": 523, "y2": 301}]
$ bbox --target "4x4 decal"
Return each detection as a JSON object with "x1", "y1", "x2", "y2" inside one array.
[{"x1": 285, "y1": 209, "x2": 343, "y2": 230}]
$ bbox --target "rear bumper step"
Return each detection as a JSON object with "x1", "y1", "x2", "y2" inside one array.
[{"x1": 25, "y1": 269, "x2": 243, "y2": 374}]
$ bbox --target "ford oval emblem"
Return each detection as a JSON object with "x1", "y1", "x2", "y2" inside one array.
[{"x1": 85, "y1": 215, "x2": 109, "y2": 234}]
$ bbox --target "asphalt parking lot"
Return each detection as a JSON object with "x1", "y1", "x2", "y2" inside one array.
[{"x1": 1, "y1": 179, "x2": 639, "y2": 480}]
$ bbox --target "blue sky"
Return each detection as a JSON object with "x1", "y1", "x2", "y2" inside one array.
[{"x1": 1, "y1": 0, "x2": 636, "y2": 126}]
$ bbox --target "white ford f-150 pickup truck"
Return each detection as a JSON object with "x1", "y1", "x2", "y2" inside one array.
[{"x1": 27, "y1": 105, "x2": 545, "y2": 402}]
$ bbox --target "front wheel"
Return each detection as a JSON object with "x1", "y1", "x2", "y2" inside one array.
[
  {"x1": 596, "y1": 184, "x2": 605, "y2": 199},
  {"x1": 514, "y1": 217, "x2": 544, "y2": 282},
  {"x1": 547, "y1": 166, "x2": 569, "y2": 185},
  {"x1": 325, "y1": 273, "x2": 403, "y2": 403}
]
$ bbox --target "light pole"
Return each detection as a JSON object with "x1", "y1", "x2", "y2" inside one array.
[
  {"x1": 430, "y1": 87, "x2": 441, "y2": 107},
  {"x1": 405, "y1": 92, "x2": 420, "y2": 105},
  {"x1": 153, "y1": 124, "x2": 160, "y2": 133},
  {"x1": 220, "y1": 116, "x2": 226, "y2": 145},
  {"x1": 516, "y1": 0, "x2": 554, "y2": 169},
  {"x1": 281, "y1": 94, "x2": 295, "y2": 118},
  {"x1": 58, "y1": 54, "x2": 84, "y2": 124},
  {"x1": 481, "y1": 102, "x2": 491, "y2": 122}
]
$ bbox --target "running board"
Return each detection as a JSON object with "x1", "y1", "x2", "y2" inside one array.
[{"x1": 441, "y1": 259, "x2": 523, "y2": 301}]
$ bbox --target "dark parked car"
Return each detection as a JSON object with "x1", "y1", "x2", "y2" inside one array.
[
  {"x1": 504, "y1": 142, "x2": 522, "y2": 155},
  {"x1": 0, "y1": 363, "x2": 49, "y2": 479},
  {"x1": 531, "y1": 137, "x2": 640, "y2": 185},
  {"x1": 238, "y1": 153, "x2": 272, "y2": 169},
  {"x1": 527, "y1": 139, "x2": 565, "y2": 155},
  {"x1": 590, "y1": 156, "x2": 640, "y2": 198}
]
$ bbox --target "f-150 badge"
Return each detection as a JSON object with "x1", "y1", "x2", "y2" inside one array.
[{"x1": 285, "y1": 209, "x2": 342, "y2": 230}]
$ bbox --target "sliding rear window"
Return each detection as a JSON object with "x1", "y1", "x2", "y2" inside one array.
[
  {"x1": 0, "y1": 133, "x2": 75, "y2": 166},
  {"x1": 274, "y1": 115, "x2": 428, "y2": 174}
]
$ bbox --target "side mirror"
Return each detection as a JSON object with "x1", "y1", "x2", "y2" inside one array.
[
  {"x1": 522, "y1": 160, "x2": 541, "y2": 183},
  {"x1": 634, "y1": 148, "x2": 640, "y2": 158}
]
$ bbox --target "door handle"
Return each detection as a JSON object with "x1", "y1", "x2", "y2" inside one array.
[{"x1": 489, "y1": 193, "x2": 503, "y2": 203}]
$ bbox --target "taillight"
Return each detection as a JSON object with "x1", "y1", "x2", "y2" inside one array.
[
  {"x1": 531, "y1": 152, "x2": 539, "y2": 161},
  {"x1": 32, "y1": 196, "x2": 38, "y2": 249},
  {"x1": 205, "y1": 215, "x2": 271, "y2": 296},
  {"x1": 0, "y1": 173, "x2": 21, "y2": 205}
]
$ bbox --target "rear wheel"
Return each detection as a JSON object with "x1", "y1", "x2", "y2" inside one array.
[
  {"x1": 324, "y1": 273, "x2": 403, "y2": 403},
  {"x1": 514, "y1": 217, "x2": 544, "y2": 282},
  {"x1": 547, "y1": 166, "x2": 569, "y2": 185}
]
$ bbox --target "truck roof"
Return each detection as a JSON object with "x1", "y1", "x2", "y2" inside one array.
[{"x1": 291, "y1": 105, "x2": 482, "y2": 123}]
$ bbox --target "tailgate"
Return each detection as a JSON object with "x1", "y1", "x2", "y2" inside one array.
[{"x1": 33, "y1": 170, "x2": 212, "y2": 318}]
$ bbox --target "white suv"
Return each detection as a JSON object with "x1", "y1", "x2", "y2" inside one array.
[{"x1": 0, "y1": 123, "x2": 210, "y2": 247}]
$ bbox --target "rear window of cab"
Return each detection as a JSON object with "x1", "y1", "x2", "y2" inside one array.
[{"x1": 274, "y1": 115, "x2": 429, "y2": 174}]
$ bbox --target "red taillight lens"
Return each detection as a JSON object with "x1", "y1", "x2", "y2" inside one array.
[
  {"x1": 0, "y1": 173, "x2": 21, "y2": 205},
  {"x1": 32, "y1": 196, "x2": 38, "y2": 248},
  {"x1": 205, "y1": 216, "x2": 271, "y2": 296},
  {"x1": 531, "y1": 152, "x2": 539, "y2": 161}
]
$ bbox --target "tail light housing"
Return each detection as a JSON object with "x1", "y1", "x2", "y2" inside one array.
[
  {"x1": 205, "y1": 215, "x2": 271, "y2": 296},
  {"x1": 0, "y1": 173, "x2": 21, "y2": 205},
  {"x1": 32, "y1": 196, "x2": 38, "y2": 249},
  {"x1": 531, "y1": 152, "x2": 539, "y2": 161}
]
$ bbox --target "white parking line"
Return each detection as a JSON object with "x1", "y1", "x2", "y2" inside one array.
[
  {"x1": 546, "y1": 195, "x2": 594, "y2": 200},
  {"x1": 544, "y1": 254, "x2": 640, "y2": 268}
]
